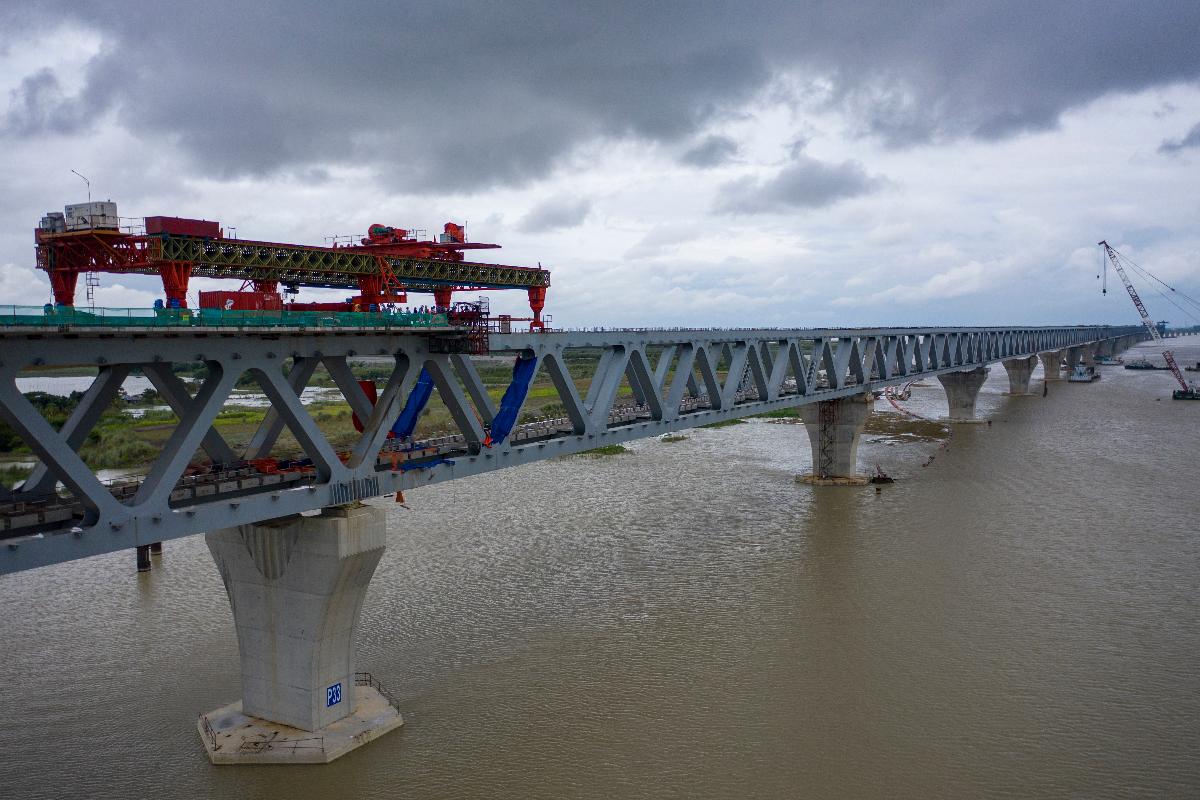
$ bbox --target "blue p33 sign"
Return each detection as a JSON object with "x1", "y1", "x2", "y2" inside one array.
[{"x1": 326, "y1": 682, "x2": 343, "y2": 707}]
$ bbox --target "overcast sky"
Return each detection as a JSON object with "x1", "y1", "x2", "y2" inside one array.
[{"x1": 2, "y1": 1, "x2": 1198, "y2": 328}]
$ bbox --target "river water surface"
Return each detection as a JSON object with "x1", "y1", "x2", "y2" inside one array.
[{"x1": 1, "y1": 340, "x2": 1198, "y2": 799}]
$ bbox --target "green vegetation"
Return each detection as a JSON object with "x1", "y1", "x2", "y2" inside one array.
[
  {"x1": 752, "y1": 407, "x2": 801, "y2": 419},
  {"x1": 80, "y1": 434, "x2": 160, "y2": 469},
  {"x1": 579, "y1": 444, "x2": 628, "y2": 456},
  {"x1": 699, "y1": 418, "x2": 747, "y2": 429},
  {"x1": 658, "y1": 434, "x2": 688, "y2": 443},
  {"x1": 0, "y1": 464, "x2": 32, "y2": 490},
  {"x1": 0, "y1": 391, "x2": 85, "y2": 455}
]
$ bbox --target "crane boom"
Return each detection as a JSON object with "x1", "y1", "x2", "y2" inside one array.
[{"x1": 1099, "y1": 240, "x2": 1189, "y2": 391}]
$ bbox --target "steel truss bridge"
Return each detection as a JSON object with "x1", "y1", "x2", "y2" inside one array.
[{"x1": 0, "y1": 324, "x2": 1141, "y2": 574}]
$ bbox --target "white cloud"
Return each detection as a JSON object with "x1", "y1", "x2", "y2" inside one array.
[
  {"x1": 835, "y1": 260, "x2": 991, "y2": 306},
  {"x1": 0, "y1": 264, "x2": 51, "y2": 306},
  {"x1": 92, "y1": 283, "x2": 161, "y2": 308}
]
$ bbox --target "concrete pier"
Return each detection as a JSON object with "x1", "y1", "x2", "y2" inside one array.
[
  {"x1": 797, "y1": 394, "x2": 872, "y2": 484},
  {"x1": 1001, "y1": 356, "x2": 1039, "y2": 395},
  {"x1": 1040, "y1": 351, "x2": 1063, "y2": 381},
  {"x1": 200, "y1": 503, "x2": 402, "y2": 764},
  {"x1": 937, "y1": 367, "x2": 989, "y2": 423}
]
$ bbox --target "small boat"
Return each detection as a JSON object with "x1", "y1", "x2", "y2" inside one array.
[
  {"x1": 1124, "y1": 359, "x2": 1169, "y2": 370},
  {"x1": 1185, "y1": 362, "x2": 1200, "y2": 373},
  {"x1": 1094, "y1": 355, "x2": 1123, "y2": 365},
  {"x1": 869, "y1": 465, "x2": 895, "y2": 484},
  {"x1": 1068, "y1": 363, "x2": 1101, "y2": 382},
  {"x1": 1173, "y1": 387, "x2": 1200, "y2": 400}
]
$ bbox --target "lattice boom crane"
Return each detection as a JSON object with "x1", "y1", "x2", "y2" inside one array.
[{"x1": 1099, "y1": 240, "x2": 1189, "y2": 391}]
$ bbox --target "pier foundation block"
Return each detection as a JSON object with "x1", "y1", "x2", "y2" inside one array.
[
  {"x1": 1002, "y1": 356, "x2": 1039, "y2": 395},
  {"x1": 937, "y1": 367, "x2": 989, "y2": 423},
  {"x1": 797, "y1": 393, "x2": 872, "y2": 484},
  {"x1": 200, "y1": 503, "x2": 402, "y2": 764}
]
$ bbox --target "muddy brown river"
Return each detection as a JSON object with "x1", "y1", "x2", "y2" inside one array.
[{"x1": 1, "y1": 339, "x2": 1198, "y2": 799}]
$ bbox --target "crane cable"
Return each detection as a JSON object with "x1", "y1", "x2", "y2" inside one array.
[
  {"x1": 1111, "y1": 249, "x2": 1200, "y2": 318},
  {"x1": 1120, "y1": 255, "x2": 1200, "y2": 326}
]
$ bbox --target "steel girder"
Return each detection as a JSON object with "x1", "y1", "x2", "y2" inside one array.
[
  {"x1": 152, "y1": 236, "x2": 551, "y2": 291},
  {"x1": 0, "y1": 324, "x2": 1143, "y2": 574},
  {"x1": 35, "y1": 232, "x2": 551, "y2": 292}
]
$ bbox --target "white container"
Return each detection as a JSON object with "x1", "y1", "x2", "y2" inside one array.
[
  {"x1": 64, "y1": 201, "x2": 119, "y2": 231},
  {"x1": 39, "y1": 212, "x2": 66, "y2": 232}
]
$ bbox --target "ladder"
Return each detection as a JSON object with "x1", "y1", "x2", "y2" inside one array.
[{"x1": 85, "y1": 271, "x2": 100, "y2": 309}]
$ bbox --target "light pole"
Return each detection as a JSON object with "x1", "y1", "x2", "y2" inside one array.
[{"x1": 70, "y1": 169, "x2": 91, "y2": 204}]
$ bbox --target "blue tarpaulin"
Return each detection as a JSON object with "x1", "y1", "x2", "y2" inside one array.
[
  {"x1": 390, "y1": 368, "x2": 435, "y2": 438},
  {"x1": 399, "y1": 456, "x2": 452, "y2": 472},
  {"x1": 485, "y1": 356, "x2": 537, "y2": 446}
]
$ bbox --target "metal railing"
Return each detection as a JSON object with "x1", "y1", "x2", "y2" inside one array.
[
  {"x1": 355, "y1": 672, "x2": 402, "y2": 716},
  {"x1": 199, "y1": 713, "x2": 218, "y2": 749}
]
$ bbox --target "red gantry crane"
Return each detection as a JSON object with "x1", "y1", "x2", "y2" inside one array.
[
  {"x1": 1099, "y1": 240, "x2": 1197, "y2": 399},
  {"x1": 34, "y1": 201, "x2": 551, "y2": 330}
]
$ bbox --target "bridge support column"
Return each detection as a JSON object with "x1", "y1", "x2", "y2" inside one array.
[
  {"x1": 1040, "y1": 351, "x2": 1063, "y2": 382},
  {"x1": 199, "y1": 504, "x2": 403, "y2": 764},
  {"x1": 1001, "y1": 356, "x2": 1039, "y2": 395},
  {"x1": 797, "y1": 393, "x2": 872, "y2": 485},
  {"x1": 937, "y1": 367, "x2": 989, "y2": 423}
]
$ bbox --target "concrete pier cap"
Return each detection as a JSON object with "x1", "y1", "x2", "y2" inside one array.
[
  {"x1": 797, "y1": 393, "x2": 872, "y2": 485},
  {"x1": 937, "y1": 367, "x2": 989, "y2": 423},
  {"x1": 1001, "y1": 355, "x2": 1040, "y2": 395},
  {"x1": 200, "y1": 503, "x2": 403, "y2": 764}
]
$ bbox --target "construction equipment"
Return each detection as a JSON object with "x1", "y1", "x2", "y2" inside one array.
[
  {"x1": 34, "y1": 202, "x2": 552, "y2": 330},
  {"x1": 1099, "y1": 240, "x2": 1197, "y2": 399}
]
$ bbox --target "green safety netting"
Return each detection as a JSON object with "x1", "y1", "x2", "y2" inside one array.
[{"x1": 0, "y1": 306, "x2": 450, "y2": 330}]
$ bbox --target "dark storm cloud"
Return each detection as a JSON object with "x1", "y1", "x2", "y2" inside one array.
[
  {"x1": 2, "y1": 69, "x2": 92, "y2": 137},
  {"x1": 4, "y1": 1, "x2": 1199, "y2": 188},
  {"x1": 715, "y1": 155, "x2": 879, "y2": 214},
  {"x1": 1159, "y1": 122, "x2": 1200, "y2": 153},
  {"x1": 517, "y1": 196, "x2": 591, "y2": 232},
  {"x1": 681, "y1": 135, "x2": 739, "y2": 167}
]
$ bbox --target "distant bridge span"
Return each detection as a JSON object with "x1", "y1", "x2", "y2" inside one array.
[{"x1": 0, "y1": 323, "x2": 1143, "y2": 575}]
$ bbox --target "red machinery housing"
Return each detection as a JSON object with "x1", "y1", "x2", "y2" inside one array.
[{"x1": 145, "y1": 216, "x2": 221, "y2": 238}]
